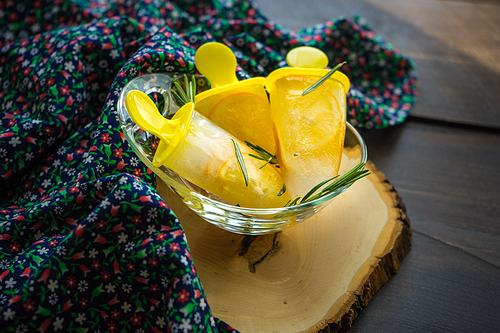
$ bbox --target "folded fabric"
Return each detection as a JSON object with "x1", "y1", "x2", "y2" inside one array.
[{"x1": 0, "y1": 0, "x2": 419, "y2": 332}]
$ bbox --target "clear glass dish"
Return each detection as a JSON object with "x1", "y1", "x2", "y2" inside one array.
[{"x1": 117, "y1": 73, "x2": 367, "y2": 235}]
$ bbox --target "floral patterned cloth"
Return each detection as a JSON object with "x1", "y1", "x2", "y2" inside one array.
[{"x1": 0, "y1": 0, "x2": 418, "y2": 332}]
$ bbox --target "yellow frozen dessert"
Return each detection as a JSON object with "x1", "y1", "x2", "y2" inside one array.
[
  {"x1": 266, "y1": 47, "x2": 350, "y2": 199},
  {"x1": 194, "y1": 42, "x2": 275, "y2": 153},
  {"x1": 125, "y1": 90, "x2": 290, "y2": 209}
]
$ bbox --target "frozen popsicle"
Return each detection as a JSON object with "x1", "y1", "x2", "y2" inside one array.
[
  {"x1": 194, "y1": 42, "x2": 275, "y2": 153},
  {"x1": 266, "y1": 46, "x2": 350, "y2": 199},
  {"x1": 125, "y1": 90, "x2": 291, "y2": 209}
]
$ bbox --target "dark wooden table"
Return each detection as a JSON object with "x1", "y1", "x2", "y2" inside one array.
[{"x1": 258, "y1": 0, "x2": 500, "y2": 332}]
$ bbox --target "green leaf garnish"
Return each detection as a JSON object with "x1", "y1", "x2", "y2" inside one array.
[
  {"x1": 184, "y1": 75, "x2": 191, "y2": 102},
  {"x1": 171, "y1": 89, "x2": 184, "y2": 106},
  {"x1": 277, "y1": 184, "x2": 286, "y2": 196},
  {"x1": 190, "y1": 79, "x2": 196, "y2": 103},
  {"x1": 300, "y1": 175, "x2": 338, "y2": 203},
  {"x1": 301, "y1": 162, "x2": 370, "y2": 203},
  {"x1": 172, "y1": 74, "x2": 197, "y2": 106},
  {"x1": 284, "y1": 162, "x2": 370, "y2": 207},
  {"x1": 284, "y1": 197, "x2": 301, "y2": 207},
  {"x1": 302, "y1": 61, "x2": 347, "y2": 96},
  {"x1": 245, "y1": 141, "x2": 279, "y2": 168},
  {"x1": 243, "y1": 139, "x2": 368, "y2": 206},
  {"x1": 231, "y1": 138, "x2": 249, "y2": 186}
]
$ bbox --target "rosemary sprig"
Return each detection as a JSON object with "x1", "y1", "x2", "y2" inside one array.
[
  {"x1": 300, "y1": 175, "x2": 338, "y2": 203},
  {"x1": 284, "y1": 197, "x2": 301, "y2": 207},
  {"x1": 277, "y1": 184, "x2": 286, "y2": 196},
  {"x1": 231, "y1": 138, "x2": 249, "y2": 186},
  {"x1": 244, "y1": 141, "x2": 279, "y2": 169},
  {"x1": 284, "y1": 162, "x2": 370, "y2": 207},
  {"x1": 184, "y1": 75, "x2": 191, "y2": 102},
  {"x1": 302, "y1": 162, "x2": 370, "y2": 203},
  {"x1": 302, "y1": 61, "x2": 347, "y2": 96},
  {"x1": 172, "y1": 74, "x2": 197, "y2": 106},
  {"x1": 190, "y1": 78, "x2": 196, "y2": 102}
]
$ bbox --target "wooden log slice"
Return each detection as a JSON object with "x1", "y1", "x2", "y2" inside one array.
[{"x1": 157, "y1": 160, "x2": 412, "y2": 332}]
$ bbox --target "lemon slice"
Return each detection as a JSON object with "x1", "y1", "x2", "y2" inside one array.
[
  {"x1": 194, "y1": 42, "x2": 275, "y2": 152},
  {"x1": 207, "y1": 91, "x2": 275, "y2": 153},
  {"x1": 164, "y1": 113, "x2": 290, "y2": 209},
  {"x1": 211, "y1": 147, "x2": 291, "y2": 208},
  {"x1": 270, "y1": 74, "x2": 346, "y2": 199}
]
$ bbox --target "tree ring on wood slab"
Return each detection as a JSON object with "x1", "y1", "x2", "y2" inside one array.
[{"x1": 157, "y1": 160, "x2": 412, "y2": 333}]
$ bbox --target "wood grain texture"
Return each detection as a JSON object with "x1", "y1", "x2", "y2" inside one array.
[
  {"x1": 157, "y1": 161, "x2": 411, "y2": 332},
  {"x1": 360, "y1": 120, "x2": 500, "y2": 236},
  {"x1": 258, "y1": 0, "x2": 500, "y2": 128},
  {"x1": 412, "y1": 220, "x2": 500, "y2": 268},
  {"x1": 349, "y1": 231, "x2": 500, "y2": 333}
]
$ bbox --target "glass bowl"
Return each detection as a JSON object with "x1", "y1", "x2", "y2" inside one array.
[{"x1": 117, "y1": 73, "x2": 367, "y2": 235}]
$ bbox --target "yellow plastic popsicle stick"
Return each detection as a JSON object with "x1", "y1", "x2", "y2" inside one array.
[
  {"x1": 194, "y1": 42, "x2": 267, "y2": 105},
  {"x1": 195, "y1": 42, "x2": 239, "y2": 88},
  {"x1": 286, "y1": 46, "x2": 329, "y2": 69},
  {"x1": 266, "y1": 46, "x2": 350, "y2": 94},
  {"x1": 125, "y1": 90, "x2": 194, "y2": 167}
]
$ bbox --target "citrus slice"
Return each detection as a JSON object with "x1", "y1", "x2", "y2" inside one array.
[
  {"x1": 210, "y1": 141, "x2": 291, "y2": 208},
  {"x1": 270, "y1": 75, "x2": 346, "y2": 199},
  {"x1": 163, "y1": 113, "x2": 290, "y2": 209},
  {"x1": 207, "y1": 91, "x2": 275, "y2": 153}
]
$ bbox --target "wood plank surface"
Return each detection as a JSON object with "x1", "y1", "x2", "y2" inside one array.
[
  {"x1": 361, "y1": 119, "x2": 500, "y2": 269},
  {"x1": 349, "y1": 232, "x2": 500, "y2": 333},
  {"x1": 360, "y1": 120, "x2": 500, "y2": 236},
  {"x1": 412, "y1": 219, "x2": 500, "y2": 267},
  {"x1": 257, "y1": 1, "x2": 500, "y2": 332},
  {"x1": 258, "y1": 0, "x2": 500, "y2": 128}
]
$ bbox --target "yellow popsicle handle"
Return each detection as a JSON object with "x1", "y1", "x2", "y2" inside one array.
[
  {"x1": 266, "y1": 46, "x2": 350, "y2": 94},
  {"x1": 286, "y1": 46, "x2": 329, "y2": 69},
  {"x1": 125, "y1": 90, "x2": 169, "y2": 140},
  {"x1": 195, "y1": 42, "x2": 239, "y2": 88},
  {"x1": 125, "y1": 90, "x2": 194, "y2": 167}
]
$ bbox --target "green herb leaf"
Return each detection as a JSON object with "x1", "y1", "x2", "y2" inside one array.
[
  {"x1": 284, "y1": 196, "x2": 301, "y2": 207},
  {"x1": 231, "y1": 138, "x2": 249, "y2": 186},
  {"x1": 244, "y1": 141, "x2": 279, "y2": 166},
  {"x1": 302, "y1": 61, "x2": 347, "y2": 96},
  {"x1": 284, "y1": 162, "x2": 370, "y2": 207},
  {"x1": 184, "y1": 75, "x2": 191, "y2": 102},
  {"x1": 248, "y1": 154, "x2": 269, "y2": 161},
  {"x1": 277, "y1": 184, "x2": 286, "y2": 196},
  {"x1": 173, "y1": 79, "x2": 189, "y2": 105},
  {"x1": 172, "y1": 74, "x2": 199, "y2": 107},
  {"x1": 303, "y1": 162, "x2": 370, "y2": 203},
  {"x1": 300, "y1": 175, "x2": 338, "y2": 203},
  {"x1": 190, "y1": 77, "x2": 196, "y2": 102},
  {"x1": 171, "y1": 90, "x2": 185, "y2": 107},
  {"x1": 258, "y1": 157, "x2": 273, "y2": 169},
  {"x1": 171, "y1": 75, "x2": 198, "y2": 107}
]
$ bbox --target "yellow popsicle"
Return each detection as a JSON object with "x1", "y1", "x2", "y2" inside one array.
[
  {"x1": 194, "y1": 42, "x2": 275, "y2": 153},
  {"x1": 125, "y1": 90, "x2": 290, "y2": 208},
  {"x1": 165, "y1": 111, "x2": 291, "y2": 208},
  {"x1": 270, "y1": 75, "x2": 346, "y2": 199},
  {"x1": 266, "y1": 46, "x2": 349, "y2": 200}
]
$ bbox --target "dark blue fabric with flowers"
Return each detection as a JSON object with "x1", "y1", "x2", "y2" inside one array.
[{"x1": 0, "y1": 0, "x2": 418, "y2": 332}]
